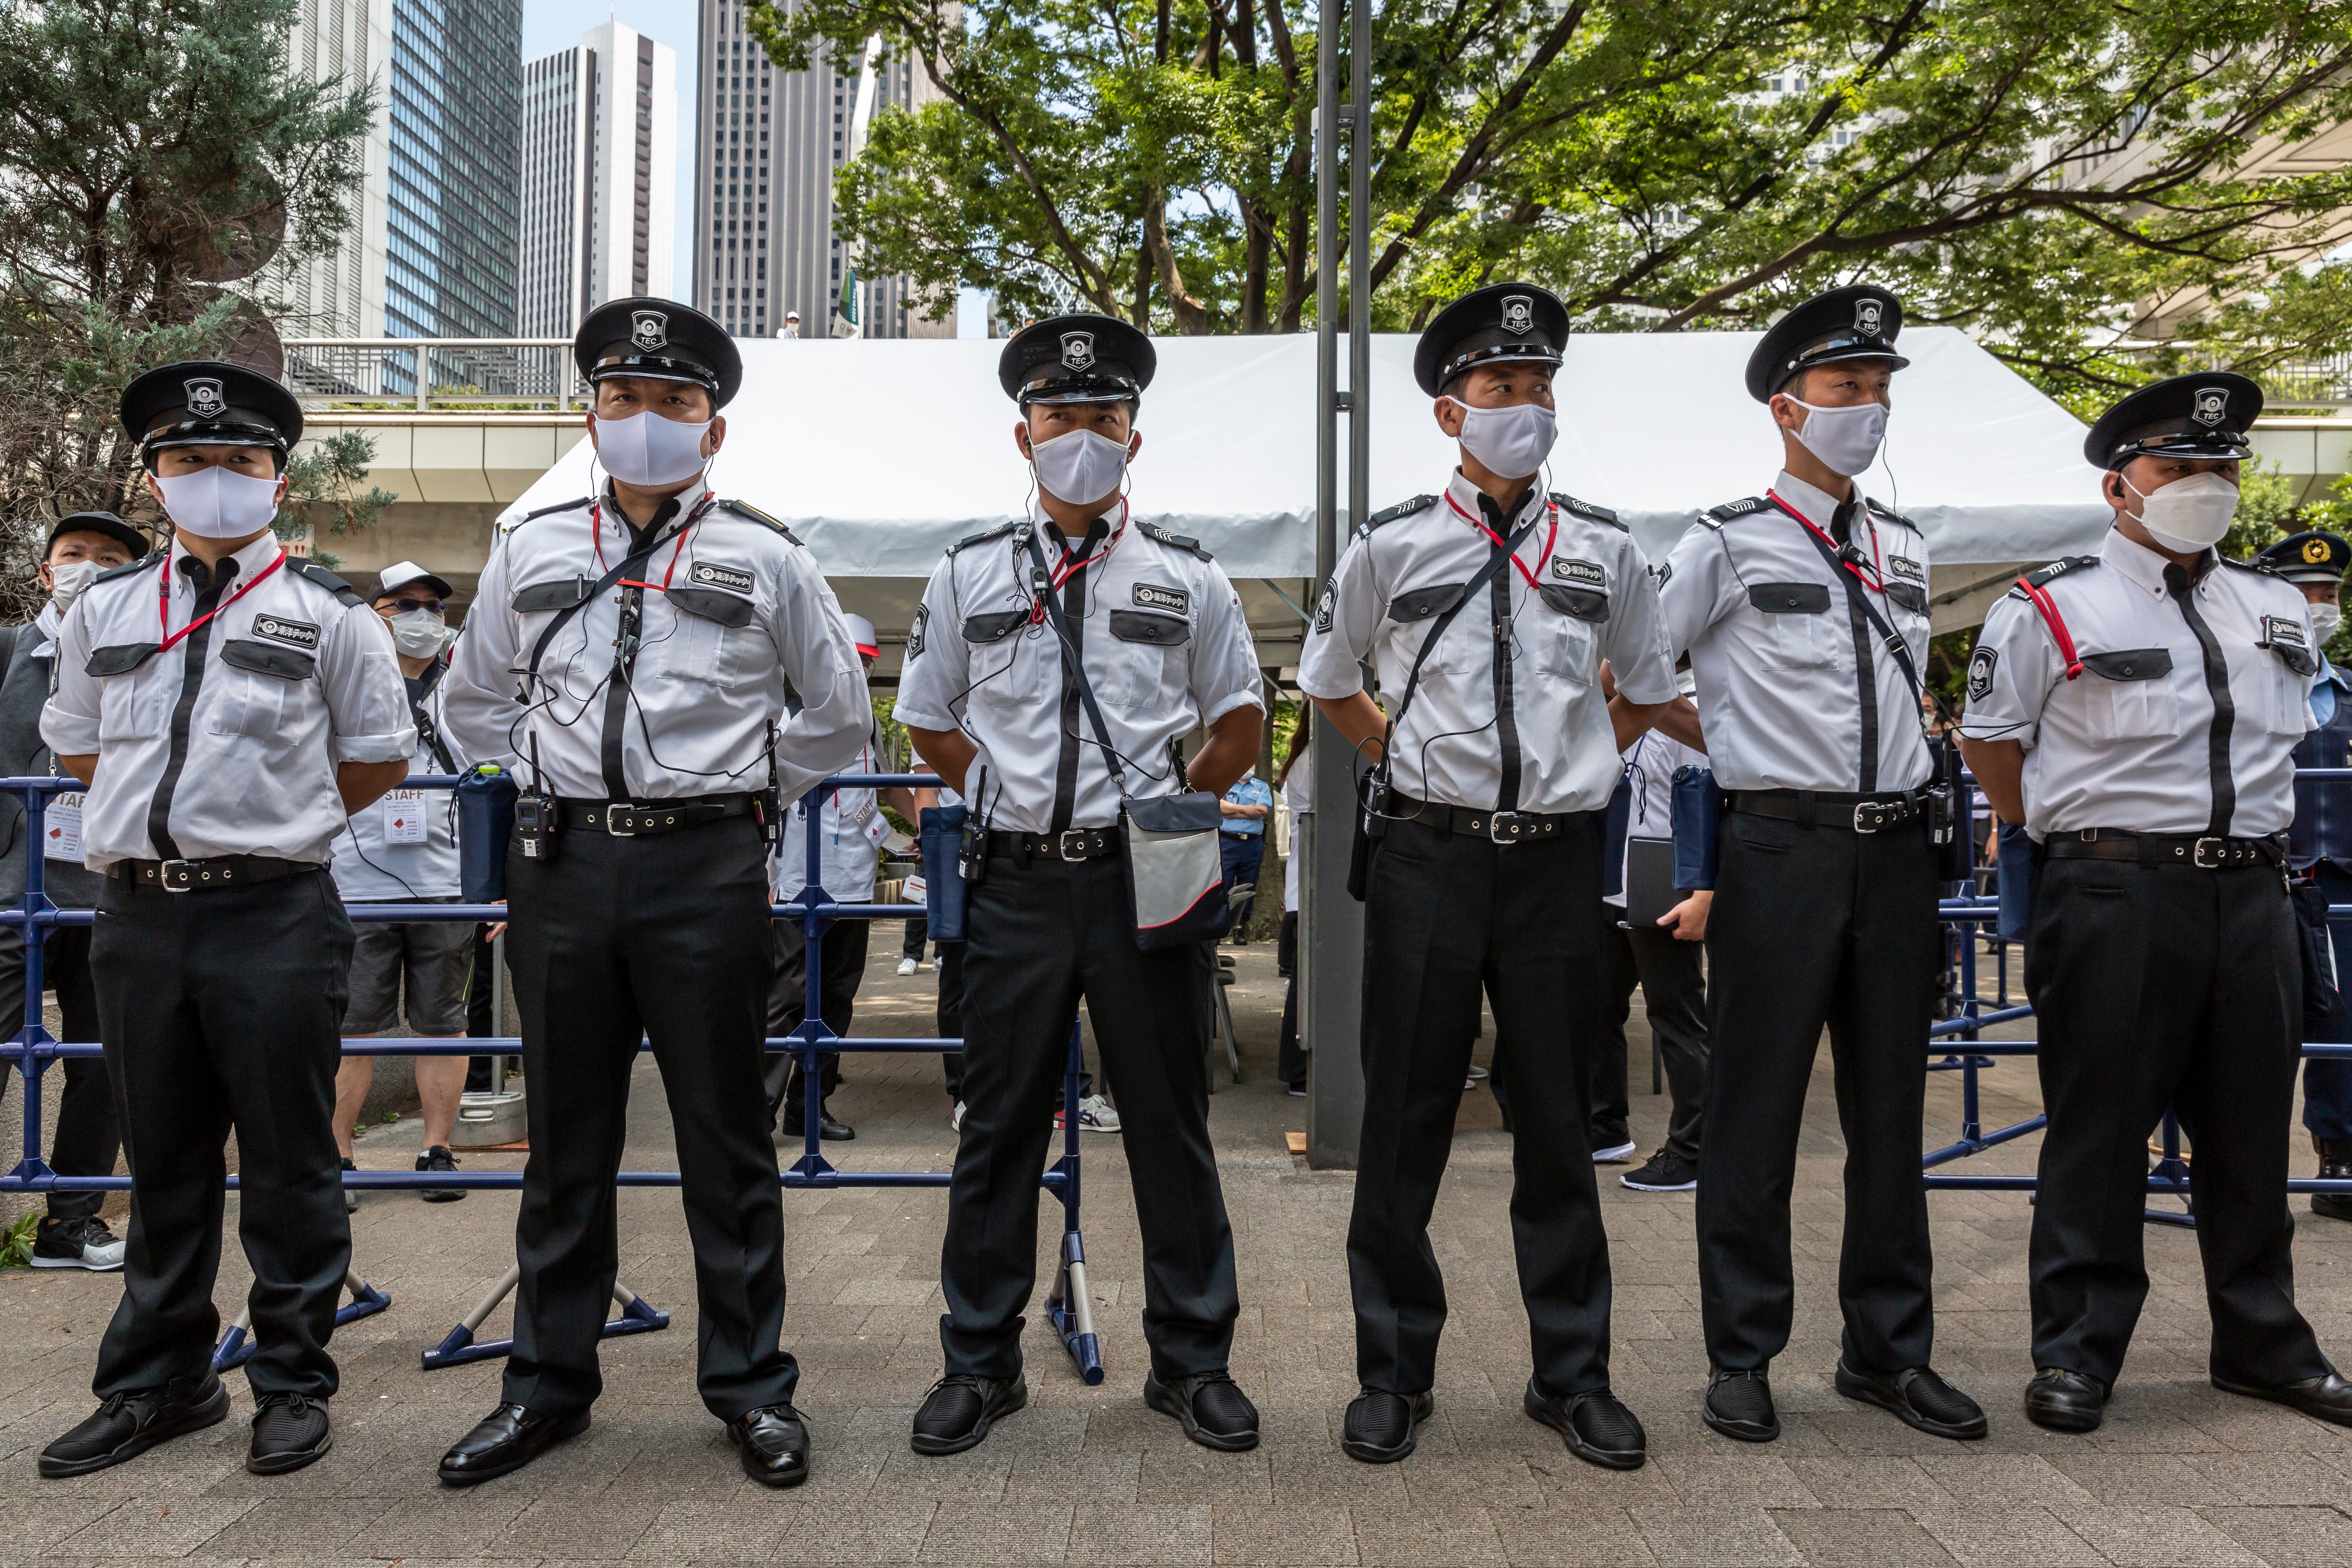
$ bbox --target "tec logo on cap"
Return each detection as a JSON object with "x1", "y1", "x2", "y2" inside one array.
[
  {"x1": 2192, "y1": 387, "x2": 2230, "y2": 427},
  {"x1": 631, "y1": 310, "x2": 668, "y2": 352},
  {"x1": 1855, "y1": 298, "x2": 1884, "y2": 335},
  {"x1": 1500, "y1": 296, "x2": 1535, "y2": 336},
  {"x1": 1060, "y1": 331, "x2": 1096, "y2": 371},
  {"x1": 184, "y1": 379, "x2": 227, "y2": 419}
]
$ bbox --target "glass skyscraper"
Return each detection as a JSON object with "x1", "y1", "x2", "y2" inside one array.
[{"x1": 384, "y1": 0, "x2": 523, "y2": 340}]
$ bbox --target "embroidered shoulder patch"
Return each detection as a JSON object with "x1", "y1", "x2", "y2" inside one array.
[
  {"x1": 1314, "y1": 579, "x2": 1336, "y2": 634},
  {"x1": 907, "y1": 604, "x2": 928, "y2": 660},
  {"x1": 1133, "y1": 583, "x2": 1189, "y2": 615},
  {"x1": 250, "y1": 614, "x2": 320, "y2": 651},
  {"x1": 687, "y1": 562, "x2": 755, "y2": 594},
  {"x1": 1967, "y1": 643, "x2": 1998, "y2": 702}
]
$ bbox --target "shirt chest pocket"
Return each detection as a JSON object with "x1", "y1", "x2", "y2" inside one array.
[
  {"x1": 964, "y1": 608, "x2": 1056, "y2": 705},
  {"x1": 2226, "y1": 642, "x2": 2314, "y2": 738},
  {"x1": 1526, "y1": 584, "x2": 1604, "y2": 684},
  {"x1": 1387, "y1": 582, "x2": 1468, "y2": 677},
  {"x1": 205, "y1": 638, "x2": 316, "y2": 739},
  {"x1": 1100, "y1": 609, "x2": 1190, "y2": 708},
  {"x1": 655, "y1": 585, "x2": 755, "y2": 688},
  {"x1": 90, "y1": 647, "x2": 172, "y2": 743},
  {"x1": 2079, "y1": 649, "x2": 2180, "y2": 741},
  {"x1": 1746, "y1": 582, "x2": 1837, "y2": 670}
]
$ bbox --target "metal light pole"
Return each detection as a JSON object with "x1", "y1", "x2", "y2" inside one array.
[{"x1": 1303, "y1": 0, "x2": 1372, "y2": 1168}]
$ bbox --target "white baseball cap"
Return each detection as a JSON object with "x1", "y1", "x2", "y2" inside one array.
[
  {"x1": 377, "y1": 560, "x2": 453, "y2": 601},
  {"x1": 844, "y1": 612, "x2": 879, "y2": 658}
]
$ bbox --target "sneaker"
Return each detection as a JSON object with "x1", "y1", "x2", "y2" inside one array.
[
  {"x1": 897, "y1": 956, "x2": 919, "y2": 976},
  {"x1": 1056, "y1": 1094, "x2": 1121, "y2": 1133},
  {"x1": 40, "y1": 1372, "x2": 230, "y2": 1478},
  {"x1": 1286, "y1": 1082, "x2": 1306, "y2": 1098},
  {"x1": 339, "y1": 1158, "x2": 358, "y2": 1215},
  {"x1": 32, "y1": 1217, "x2": 125, "y2": 1272},
  {"x1": 1466, "y1": 1065, "x2": 1489, "y2": 1081},
  {"x1": 416, "y1": 1146, "x2": 465, "y2": 1203},
  {"x1": 951, "y1": 1100, "x2": 967, "y2": 1132},
  {"x1": 1621, "y1": 1152, "x2": 1697, "y2": 1192},
  {"x1": 1591, "y1": 1140, "x2": 1637, "y2": 1164},
  {"x1": 247, "y1": 1392, "x2": 332, "y2": 1475},
  {"x1": 1463, "y1": 1074, "x2": 1481, "y2": 1092}
]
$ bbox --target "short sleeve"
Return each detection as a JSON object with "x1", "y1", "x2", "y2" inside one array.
[
  {"x1": 39, "y1": 596, "x2": 102, "y2": 758},
  {"x1": 1657, "y1": 519, "x2": 1741, "y2": 661},
  {"x1": 1601, "y1": 537, "x2": 1678, "y2": 704},
  {"x1": 1956, "y1": 594, "x2": 2057, "y2": 752},
  {"x1": 1297, "y1": 532, "x2": 1382, "y2": 700},
  {"x1": 1187, "y1": 562, "x2": 1265, "y2": 727},
  {"x1": 321, "y1": 601, "x2": 419, "y2": 763},
  {"x1": 891, "y1": 557, "x2": 965, "y2": 733}
]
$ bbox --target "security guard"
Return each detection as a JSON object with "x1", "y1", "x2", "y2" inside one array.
[
  {"x1": 1657, "y1": 285, "x2": 1987, "y2": 1444},
  {"x1": 895, "y1": 314, "x2": 1267, "y2": 1456},
  {"x1": 37, "y1": 363, "x2": 416, "y2": 1478},
  {"x1": 439, "y1": 298, "x2": 869, "y2": 1488},
  {"x1": 1961, "y1": 377, "x2": 2352, "y2": 1432},
  {"x1": 1300, "y1": 283, "x2": 1679, "y2": 1471},
  {"x1": 2258, "y1": 529, "x2": 2352, "y2": 1217}
]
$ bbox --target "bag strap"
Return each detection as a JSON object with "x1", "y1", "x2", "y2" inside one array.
[
  {"x1": 1378, "y1": 512, "x2": 1545, "y2": 777},
  {"x1": 521, "y1": 501, "x2": 709, "y2": 690},
  {"x1": 1795, "y1": 520, "x2": 1952, "y2": 731},
  {"x1": 1021, "y1": 526, "x2": 1133, "y2": 800},
  {"x1": 410, "y1": 654, "x2": 458, "y2": 774}
]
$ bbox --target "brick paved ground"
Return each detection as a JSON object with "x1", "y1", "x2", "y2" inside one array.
[{"x1": 2, "y1": 935, "x2": 2349, "y2": 1565}]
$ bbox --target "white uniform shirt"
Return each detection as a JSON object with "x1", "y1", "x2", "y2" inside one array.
[
  {"x1": 441, "y1": 488, "x2": 870, "y2": 804},
  {"x1": 1958, "y1": 528, "x2": 2314, "y2": 839},
  {"x1": 774, "y1": 716, "x2": 886, "y2": 902},
  {"x1": 332, "y1": 656, "x2": 464, "y2": 901},
  {"x1": 893, "y1": 502, "x2": 1264, "y2": 834},
  {"x1": 1605, "y1": 730, "x2": 1708, "y2": 909},
  {"x1": 41, "y1": 532, "x2": 415, "y2": 869},
  {"x1": 1659, "y1": 470, "x2": 1935, "y2": 793},
  {"x1": 1281, "y1": 747, "x2": 1312, "y2": 912},
  {"x1": 1297, "y1": 472, "x2": 1677, "y2": 814}
]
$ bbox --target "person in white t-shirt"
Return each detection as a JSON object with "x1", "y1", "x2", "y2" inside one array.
[{"x1": 1275, "y1": 719, "x2": 1311, "y2": 1094}]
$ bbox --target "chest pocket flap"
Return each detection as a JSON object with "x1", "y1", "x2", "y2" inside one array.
[
  {"x1": 219, "y1": 639, "x2": 317, "y2": 680},
  {"x1": 513, "y1": 576, "x2": 594, "y2": 614},
  {"x1": 1108, "y1": 609, "x2": 1190, "y2": 647},
  {"x1": 1389, "y1": 582, "x2": 1466, "y2": 622},
  {"x1": 1748, "y1": 582, "x2": 1832, "y2": 615},
  {"x1": 665, "y1": 585, "x2": 756, "y2": 629},
  {"x1": 1539, "y1": 584, "x2": 1609, "y2": 623},
  {"x1": 1886, "y1": 582, "x2": 1928, "y2": 615},
  {"x1": 963, "y1": 608, "x2": 1030, "y2": 644},
  {"x1": 87, "y1": 643, "x2": 161, "y2": 678},
  {"x1": 2080, "y1": 648, "x2": 2172, "y2": 682}
]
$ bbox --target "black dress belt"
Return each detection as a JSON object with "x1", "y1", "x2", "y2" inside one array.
[
  {"x1": 110, "y1": 855, "x2": 323, "y2": 892},
  {"x1": 2043, "y1": 828, "x2": 2287, "y2": 869},
  {"x1": 558, "y1": 793, "x2": 757, "y2": 836},
  {"x1": 1387, "y1": 793, "x2": 1587, "y2": 844},
  {"x1": 1730, "y1": 788, "x2": 1928, "y2": 833},
  {"x1": 986, "y1": 826, "x2": 1120, "y2": 862}
]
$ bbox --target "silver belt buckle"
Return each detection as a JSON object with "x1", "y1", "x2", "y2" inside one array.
[
  {"x1": 1852, "y1": 802, "x2": 1882, "y2": 833},
  {"x1": 158, "y1": 859, "x2": 198, "y2": 891},
  {"x1": 1059, "y1": 829, "x2": 1094, "y2": 861},
  {"x1": 1490, "y1": 811, "x2": 1529, "y2": 844},
  {"x1": 604, "y1": 804, "x2": 637, "y2": 837},
  {"x1": 2193, "y1": 836, "x2": 2230, "y2": 868}
]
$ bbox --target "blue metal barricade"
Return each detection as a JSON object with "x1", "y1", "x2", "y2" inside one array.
[{"x1": 0, "y1": 772, "x2": 1102, "y2": 1387}]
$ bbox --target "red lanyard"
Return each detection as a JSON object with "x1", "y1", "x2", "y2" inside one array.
[
  {"x1": 597, "y1": 490, "x2": 711, "y2": 592},
  {"x1": 2013, "y1": 575, "x2": 2086, "y2": 681},
  {"x1": 1029, "y1": 499, "x2": 1129, "y2": 624},
  {"x1": 157, "y1": 550, "x2": 289, "y2": 653},
  {"x1": 1445, "y1": 492, "x2": 1557, "y2": 588},
  {"x1": 1766, "y1": 488, "x2": 1885, "y2": 595}
]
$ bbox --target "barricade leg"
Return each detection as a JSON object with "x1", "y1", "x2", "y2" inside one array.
[
  {"x1": 1043, "y1": 1023, "x2": 1103, "y2": 1385},
  {"x1": 421, "y1": 1263, "x2": 670, "y2": 1370},
  {"x1": 214, "y1": 1269, "x2": 393, "y2": 1372},
  {"x1": 2147, "y1": 1107, "x2": 2196, "y2": 1229}
]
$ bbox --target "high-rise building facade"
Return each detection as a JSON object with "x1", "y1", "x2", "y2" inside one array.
[
  {"x1": 272, "y1": 0, "x2": 393, "y2": 336},
  {"x1": 693, "y1": 0, "x2": 953, "y2": 339},
  {"x1": 519, "y1": 23, "x2": 678, "y2": 339}
]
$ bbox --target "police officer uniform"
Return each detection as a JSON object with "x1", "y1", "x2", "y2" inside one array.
[
  {"x1": 1962, "y1": 376, "x2": 2352, "y2": 1431},
  {"x1": 1658, "y1": 287, "x2": 1987, "y2": 1443},
  {"x1": 2261, "y1": 530, "x2": 2352, "y2": 1214},
  {"x1": 439, "y1": 299, "x2": 870, "y2": 1486},
  {"x1": 38, "y1": 364, "x2": 416, "y2": 1478},
  {"x1": 1299, "y1": 284, "x2": 1677, "y2": 1471},
  {"x1": 894, "y1": 315, "x2": 1265, "y2": 1455}
]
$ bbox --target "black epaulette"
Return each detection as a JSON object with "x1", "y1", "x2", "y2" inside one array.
[
  {"x1": 93, "y1": 549, "x2": 166, "y2": 584},
  {"x1": 2220, "y1": 554, "x2": 2279, "y2": 577},
  {"x1": 515, "y1": 496, "x2": 589, "y2": 525},
  {"x1": 1701, "y1": 496, "x2": 1768, "y2": 529},
  {"x1": 945, "y1": 520, "x2": 1020, "y2": 556},
  {"x1": 2003, "y1": 555, "x2": 2099, "y2": 600},
  {"x1": 1865, "y1": 497, "x2": 1917, "y2": 529},
  {"x1": 1357, "y1": 495, "x2": 1434, "y2": 540},
  {"x1": 290, "y1": 559, "x2": 366, "y2": 607},
  {"x1": 718, "y1": 497, "x2": 804, "y2": 545},
  {"x1": 1139, "y1": 521, "x2": 1212, "y2": 560},
  {"x1": 1551, "y1": 492, "x2": 1624, "y2": 530}
]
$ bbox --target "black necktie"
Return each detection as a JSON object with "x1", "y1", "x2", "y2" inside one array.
[
  {"x1": 2165, "y1": 561, "x2": 2236, "y2": 837},
  {"x1": 146, "y1": 554, "x2": 240, "y2": 860},
  {"x1": 1479, "y1": 493, "x2": 1526, "y2": 813}
]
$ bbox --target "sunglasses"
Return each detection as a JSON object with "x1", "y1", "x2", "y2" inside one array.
[{"x1": 380, "y1": 597, "x2": 445, "y2": 615}]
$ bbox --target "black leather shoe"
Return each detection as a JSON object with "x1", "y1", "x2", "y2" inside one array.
[
  {"x1": 1341, "y1": 1389, "x2": 1433, "y2": 1463},
  {"x1": 1524, "y1": 1380, "x2": 1646, "y2": 1471},
  {"x1": 1143, "y1": 1370, "x2": 1260, "y2": 1452},
  {"x1": 1703, "y1": 1366, "x2": 1779, "y2": 1443},
  {"x1": 2023, "y1": 1368, "x2": 2107, "y2": 1432},
  {"x1": 2212, "y1": 1369, "x2": 2352, "y2": 1428},
  {"x1": 727, "y1": 1403, "x2": 810, "y2": 1488},
  {"x1": 39, "y1": 1372, "x2": 230, "y2": 1478},
  {"x1": 2314, "y1": 1137, "x2": 2352, "y2": 1222},
  {"x1": 782, "y1": 1107, "x2": 855, "y2": 1141},
  {"x1": 1835, "y1": 1359, "x2": 1987, "y2": 1440},
  {"x1": 437, "y1": 1402, "x2": 591, "y2": 1486},
  {"x1": 248, "y1": 1392, "x2": 332, "y2": 1475},
  {"x1": 910, "y1": 1373, "x2": 1026, "y2": 1455}
]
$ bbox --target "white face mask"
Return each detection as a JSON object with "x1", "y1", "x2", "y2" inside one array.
[
  {"x1": 595, "y1": 409, "x2": 713, "y2": 487},
  {"x1": 2124, "y1": 470, "x2": 2239, "y2": 553},
  {"x1": 1028, "y1": 428, "x2": 1131, "y2": 507},
  {"x1": 48, "y1": 559, "x2": 103, "y2": 610},
  {"x1": 1446, "y1": 396, "x2": 1558, "y2": 480},
  {"x1": 1788, "y1": 397, "x2": 1888, "y2": 477},
  {"x1": 388, "y1": 608, "x2": 450, "y2": 659},
  {"x1": 152, "y1": 465, "x2": 282, "y2": 539},
  {"x1": 2310, "y1": 603, "x2": 2342, "y2": 645}
]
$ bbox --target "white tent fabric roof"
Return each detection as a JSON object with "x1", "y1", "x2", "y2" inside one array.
[{"x1": 499, "y1": 328, "x2": 2111, "y2": 574}]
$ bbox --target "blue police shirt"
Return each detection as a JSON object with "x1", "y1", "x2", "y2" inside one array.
[
  {"x1": 1221, "y1": 775, "x2": 1273, "y2": 836},
  {"x1": 2291, "y1": 659, "x2": 2352, "y2": 867}
]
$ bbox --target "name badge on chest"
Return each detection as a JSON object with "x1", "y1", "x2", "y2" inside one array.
[{"x1": 382, "y1": 789, "x2": 430, "y2": 845}]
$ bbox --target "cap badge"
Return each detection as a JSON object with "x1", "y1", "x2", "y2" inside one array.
[
  {"x1": 2192, "y1": 386, "x2": 2228, "y2": 427},
  {"x1": 1854, "y1": 298, "x2": 1884, "y2": 336},
  {"x1": 1060, "y1": 331, "x2": 1096, "y2": 371},
  {"x1": 1500, "y1": 295, "x2": 1535, "y2": 336},
  {"x1": 630, "y1": 310, "x2": 668, "y2": 352},
  {"x1": 2307, "y1": 539, "x2": 2332, "y2": 565},
  {"x1": 183, "y1": 378, "x2": 226, "y2": 419}
]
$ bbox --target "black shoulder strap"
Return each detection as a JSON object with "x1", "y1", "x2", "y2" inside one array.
[
  {"x1": 291, "y1": 559, "x2": 365, "y2": 607},
  {"x1": 1021, "y1": 528, "x2": 1133, "y2": 797},
  {"x1": 1706, "y1": 497, "x2": 1768, "y2": 526},
  {"x1": 94, "y1": 549, "x2": 166, "y2": 585},
  {"x1": 1552, "y1": 492, "x2": 1624, "y2": 530},
  {"x1": 517, "y1": 496, "x2": 590, "y2": 525},
  {"x1": 520, "y1": 508, "x2": 703, "y2": 693},
  {"x1": 411, "y1": 655, "x2": 457, "y2": 773},
  {"x1": 1138, "y1": 521, "x2": 1212, "y2": 560},
  {"x1": 2006, "y1": 555, "x2": 2099, "y2": 600},
  {"x1": 718, "y1": 497, "x2": 803, "y2": 545},
  {"x1": 1357, "y1": 495, "x2": 1433, "y2": 540},
  {"x1": 1795, "y1": 523, "x2": 1946, "y2": 725},
  {"x1": 1381, "y1": 512, "x2": 1546, "y2": 763},
  {"x1": 947, "y1": 520, "x2": 1018, "y2": 555}
]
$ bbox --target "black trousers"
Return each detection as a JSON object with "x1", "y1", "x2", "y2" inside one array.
[
  {"x1": 89, "y1": 871, "x2": 353, "y2": 1398},
  {"x1": 942, "y1": 852, "x2": 1236, "y2": 1380},
  {"x1": 503, "y1": 819, "x2": 796, "y2": 1421},
  {"x1": 903, "y1": 916, "x2": 927, "y2": 960},
  {"x1": 1696, "y1": 811, "x2": 1939, "y2": 1375},
  {"x1": 764, "y1": 916, "x2": 869, "y2": 1120},
  {"x1": 1349, "y1": 814, "x2": 1615, "y2": 1399},
  {"x1": 1594, "y1": 915, "x2": 1709, "y2": 1162},
  {"x1": 1276, "y1": 911, "x2": 1304, "y2": 1087},
  {"x1": 2027, "y1": 855, "x2": 2330, "y2": 1388},
  {"x1": 0, "y1": 924, "x2": 117, "y2": 1223},
  {"x1": 937, "y1": 939, "x2": 967, "y2": 1100}
]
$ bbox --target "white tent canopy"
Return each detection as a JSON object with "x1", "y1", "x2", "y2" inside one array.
[{"x1": 500, "y1": 328, "x2": 2111, "y2": 577}]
